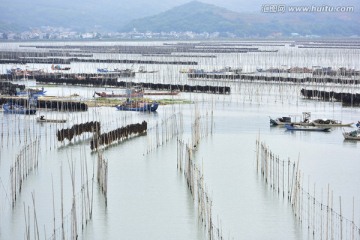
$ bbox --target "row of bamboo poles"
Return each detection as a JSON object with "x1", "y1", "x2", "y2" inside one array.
[
  {"x1": 96, "y1": 152, "x2": 108, "y2": 205},
  {"x1": 256, "y1": 139, "x2": 360, "y2": 240},
  {"x1": 177, "y1": 139, "x2": 225, "y2": 239},
  {"x1": 20, "y1": 147, "x2": 95, "y2": 240},
  {"x1": 175, "y1": 103, "x2": 227, "y2": 240},
  {"x1": 146, "y1": 111, "x2": 183, "y2": 154},
  {"x1": 1, "y1": 41, "x2": 359, "y2": 240},
  {"x1": 10, "y1": 137, "x2": 40, "y2": 207}
]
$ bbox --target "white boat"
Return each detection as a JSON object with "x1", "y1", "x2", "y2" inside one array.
[
  {"x1": 342, "y1": 129, "x2": 360, "y2": 140},
  {"x1": 269, "y1": 112, "x2": 313, "y2": 126},
  {"x1": 312, "y1": 119, "x2": 353, "y2": 127},
  {"x1": 269, "y1": 117, "x2": 312, "y2": 126},
  {"x1": 36, "y1": 116, "x2": 66, "y2": 123}
]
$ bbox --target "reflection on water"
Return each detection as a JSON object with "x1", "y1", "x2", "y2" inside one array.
[{"x1": 0, "y1": 41, "x2": 359, "y2": 240}]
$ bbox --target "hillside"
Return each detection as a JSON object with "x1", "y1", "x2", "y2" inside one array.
[
  {"x1": 121, "y1": 0, "x2": 360, "y2": 37},
  {"x1": 0, "y1": 0, "x2": 359, "y2": 37},
  {"x1": 0, "y1": 0, "x2": 181, "y2": 32}
]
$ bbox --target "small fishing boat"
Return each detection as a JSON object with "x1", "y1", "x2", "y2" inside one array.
[
  {"x1": 116, "y1": 100, "x2": 159, "y2": 112},
  {"x1": 2, "y1": 102, "x2": 36, "y2": 115},
  {"x1": 270, "y1": 116, "x2": 292, "y2": 126},
  {"x1": 269, "y1": 117, "x2": 312, "y2": 126},
  {"x1": 36, "y1": 115, "x2": 66, "y2": 123},
  {"x1": 52, "y1": 64, "x2": 71, "y2": 71},
  {"x1": 270, "y1": 112, "x2": 313, "y2": 126},
  {"x1": 312, "y1": 119, "x2": 353, "y2": 127},
  {"x1": 97, "y1": 68, "x2": 135, "y2": 77},
  {"x1": 342, "y1": 129, "x2": 360, "y2": 140},
  {"x1": 95, "y1": 86, "x2": 144, "y2": 98},
  {"x1": 285, "y1": 124, "x2": 331, "y2": 132},
  {"x1": 95, "y1": 91, "x2": 144, "y2": 98}
]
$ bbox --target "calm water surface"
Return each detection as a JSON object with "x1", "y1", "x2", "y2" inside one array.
[{"x1": 0, "y1": 41, "x2": 359, "y2": 240}]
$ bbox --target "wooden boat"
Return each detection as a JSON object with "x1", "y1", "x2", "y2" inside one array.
[
  {"x1": 285, "y1": 124, "x2": 331, "y2": 132},
  {"x1": 312, "y1": 119, "x2": 353, "y2": 127},
  {"x1": 97, "y1": 68, "x2": 135, "y2": 77},
  {"x1": 269, "y1": 116, "x2": 312, "y2": 126},
  {"x1": 270, "y1": 112, "x2": 313, "y2": 126},
  {"x1": 95, "y1": 86, "x2": 144, "y2": 98},
  {"x1": 116, "y1": 100, "x2": 159, "y2": 112},
  {"x1": 36, "y1": 116, "x2": 66, "y2": 123},
  {"x1": 2, "y1": 102, "x2": 36, "y2": 115},
  {"x1": 95, "y1": 91, "x2": 144, "y2": 98},
  {"x1": 342, "y1": 130, "x2": 360, "y2": 140}
]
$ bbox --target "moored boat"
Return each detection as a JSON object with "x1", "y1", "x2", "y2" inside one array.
[
  {"x1": 270, "y1": 112, "x2": 313, "y2": 126},
  {"x1": 312, "y1": 119, "x2": 353, "y2": 127},
  {"x1": 116, "y1": 100, "x2": 158, "y2": 112},
  {"x1": 95, "y1": 86, "x2": 144, "y2": 98},
  {"x1": 285, "y1": 124, "x2": 331, "y2": 132},
  {"x1": 269, "y1": 116, "x2": 312, "y2": 126},
  {"x1": 52, "y1": 64, "x2": 71, "y2": 71},
  {"x1": 95, "y1": 91, "x2": 144, "y2": 98},
  {"x1": 342, "y1": 129, "x2": 360, "y2": 140},
  {"x1": 36, "y1": 115, "x2": 66, "y2": 123}
]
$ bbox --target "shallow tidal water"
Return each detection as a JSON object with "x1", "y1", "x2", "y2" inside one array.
[{"x1": 0, "y1": 41, "x2": 359, "y2": 240}]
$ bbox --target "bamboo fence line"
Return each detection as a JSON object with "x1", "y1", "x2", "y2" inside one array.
[
  {"x1": 175, "y1": 104, "x2": 226, "y2": 239},
  {"x1": 10, "y1": 137, "x2": 40, "y2": 207},
  {"x1": 21, "y1": 154, "x2": 95, "y2": 240},
  {"x1": 19, "y1": 143, "x2": 95, "y2": 240},
  {"x1": 177, "y1": 139, "x2": 225, "y2": 240},
  {"x1": 97, "y1": 152, "x2": 108, "y2": 205},
  {"x1": 256, "y1": 139, "x2": 360, "y2": 240},
  {"x1": 190, "y1": 102, "x2": 214, "y2": 149},
  {"x1": 146, "y1": 112, "x2": 183, "y2": 154}
]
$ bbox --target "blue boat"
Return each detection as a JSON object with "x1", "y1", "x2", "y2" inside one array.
[
  {"x1": 3, "y1": 102, "x2": 36, "y2": 115},
  {"x1": 116, "y1": 100, "x2": 158, "y2": 112},
  {"x1": 285, "y1": 124, "x2": 330, "y2": 132}
]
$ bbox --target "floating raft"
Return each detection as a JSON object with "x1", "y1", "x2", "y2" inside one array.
[
  {"x1": 300, "y1": 89, "x2": 360, "y2": 106},
  {"x1": 188, "y1": 73, "x2": 360, "y2": 85},
  {"x1": 0, "y1": 57, "x2": 197, "y2": 65},
  {"x1": 0, "y1": 97, "x2": 88, "y2": 111},
  {"x1": 34, "y1": 78, "x2": 231, "y2": 94}
]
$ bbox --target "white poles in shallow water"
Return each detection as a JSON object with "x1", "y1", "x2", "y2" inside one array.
[
  {"x1": 256, "y1": 139, "x2": 360, "y2": 239},
  {"x1": 175, "y1": 103, "x2": 227, "y2": 240},
  {"x1": 97, "y1": 152, "x2": 108, "y2": 206},
  {"x1": 10, "y1": 137, "x2": 40, "y2": 207}
]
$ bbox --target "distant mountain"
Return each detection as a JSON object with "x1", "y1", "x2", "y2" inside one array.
[
  {"x1": 121, "y1": 0, "x2": 360, "y2": 37},
  {"x1": 0, "y1": 0, "x2": 186, "y2": 32},
  {"x1": 0, "y1": 0, "x2": 359, "y2": 37},
  {"x1": 120, "y1": 1, "x2": 250, "y2": 33}
]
